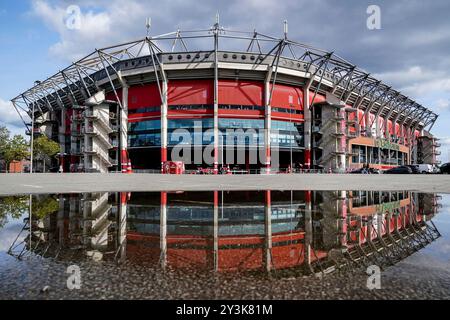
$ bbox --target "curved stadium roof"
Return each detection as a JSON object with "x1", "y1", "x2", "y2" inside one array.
[{"x1": 10, "y1": 23, "x2": 438, "y2": 133}]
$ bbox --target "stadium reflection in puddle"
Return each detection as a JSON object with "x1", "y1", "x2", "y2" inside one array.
[{"x1": 5, "y1": 190, "x2": 441, "y2": 276}]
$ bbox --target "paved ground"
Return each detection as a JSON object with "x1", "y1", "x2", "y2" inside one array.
[
  {"x1": 0, "y1": 173, "x2": 449, "y2": 195},
  {"x1": 2, "y1": 251, "x2": 450, "y2": 300}
]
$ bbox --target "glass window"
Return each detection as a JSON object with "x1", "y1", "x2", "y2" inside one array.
[
  {"x1": 128, "y1": 133, "x2": 161, "y2": 147},
  {"x1": 372, "y1": 147, "x2": 379, "y2": 164},
  {"x1": 129, "y1": 120, "x2": 161, "y2": 132},
  {"x1": 380, "y1": 149, "x2": 388, "y2": 164},
  {"x1": 352, "y1": 145, "x2": 359, "y2": 163},
  {"x1": 219, "y1": 118, "x2": 264, "y2": 129}
]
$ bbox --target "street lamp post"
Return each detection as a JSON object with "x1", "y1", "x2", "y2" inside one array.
[{"x1": 29, "y1": 103, "x2": 35, "y2": 174}]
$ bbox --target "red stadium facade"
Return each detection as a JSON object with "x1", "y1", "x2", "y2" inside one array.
[{"x1": 11, "y1": 23, "x2": 439, "y2": 173}]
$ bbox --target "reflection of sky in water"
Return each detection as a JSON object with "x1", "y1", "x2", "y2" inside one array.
[
  {"x1": 0, "y1": 213, "x2": 26, "y2": 270},
  {"x1": 388, "y1": 194, "x2": 450, "y2": 272},
  {"x1": 0, "y1": 215, "x2": 25, "y2": 253}
]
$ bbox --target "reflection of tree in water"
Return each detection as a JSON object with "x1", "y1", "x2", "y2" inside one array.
[
  {"x1": 0, "y1": 196, "x2": 28, "y2": 228},
  {"x1": 32, "y1": 196, "x2": 59, "y2": 219},
  {"x1": 0, "y1": 195, "x2": 60, "y2": 228}
]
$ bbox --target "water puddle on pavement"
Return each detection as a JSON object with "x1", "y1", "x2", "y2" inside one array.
[{"x1": 1, "y1": 190, "x2": 449, "y2": 299}]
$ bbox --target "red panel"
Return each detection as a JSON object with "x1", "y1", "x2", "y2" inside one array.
[
  {"x1": 395, "y1": 122, "x2": 400, "y2": 136},
  {"x1": 271, "y1": 112, "x2": 303, "y2": 121},
  {"x1": 270, "y1": 84, "x2": 303, "y2": 110},
  {"x1": 414, "y1": 129, "x2": 420, "y2": 138},
  {"x1": 65, "y1": 108, "x2": 72, "y2": 135},
  {"x1": 402, "y1": 124, "x2": 408, "y2": 141},
  {"x1": 106, "y1": 88, "x2": 122, "y2": 102},
  {"x1": 387, "y1": 120, "x2": 393, "y2": 135},
  {"x1": 168, "y1": 79, "x2": 213, "y2": 105},
  {"x1": 128, "y1": 84, "x2": 161, "y2": 109},
  {"x1": 358, "y1": 109, "x2": 365, "y2": 128},
  {"x1": 219, "y1": 109, "x2": 263, "y2": 118},
  {"x1": 308, "y1": 91, "x2": 326, "y2": 105},
  {"x1": 377, "y1": 116, "x2": 384, "y2": 132},
  {"x1": 128, "y1": 114, "x2": 160, "y2": 122},
  {"x1": 219, "y1": 80, "x2": 263, "y2": 105}
]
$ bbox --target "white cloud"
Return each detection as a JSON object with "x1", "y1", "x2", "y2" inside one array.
[
  {"x1": 0, "y1": 98, "x2": 28, "y2": 136},
  {"x1": 438, "y1": 138, "x2": 450, "y2": 163},
  {"x1": 374, "y1": 66, "x2": 450, "y2": 100},
  {"x1": 31, "y1": 0, "x2": 114, "y2": 61},
  {"x1": 30, "y1": 0, "x2": 207, "y2": 62},
  {"x1": 436, "y1": 98, "x2": 450, "y2": 111}
]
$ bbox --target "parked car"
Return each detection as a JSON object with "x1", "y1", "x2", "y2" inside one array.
[
  {"x1": 384, "y1": 166, "x2": 413, "y2": 174},
  {"x1": 418, "y1": 164, "x2": 433, "y2": 174},
  {"x1": 350, "y1": 168, "x2": 368, "y2": 174},
  {"x1": 349, "y1": 167, "x2": 381, "y2": 174},
  {"x1": 406, "y1": 165, "x2": 420, "y2": 174},
  {"x1": 370, "y1": 168, "x2": 381, "y2": 174},
  {"x1": 440, "y1": 163, "x2": 450, "y2": 174}
]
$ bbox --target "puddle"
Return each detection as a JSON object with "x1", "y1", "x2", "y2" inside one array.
[{"x1": 1, "y1": 190, "x2": 449, "y2": 299}]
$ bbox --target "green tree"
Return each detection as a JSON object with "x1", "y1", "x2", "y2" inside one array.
[
  {"x1": 32, "y1": 196, "x2": 59, "y2": 219},
  {"x1": 0, "y1": 196, "x2": 28, "y2": 228},
  {"x1": 3, "y1": 135, "x2": 29, "y2": 172},
  {"x1": 0, "y1": 126, "x2": 10, "y2": 172},
  {"x1": 33, "y1": 136, "x2": 60, "y2": 172},
  {"x1": 0, "y1": 126, "x2": 9, "y2": 151}
]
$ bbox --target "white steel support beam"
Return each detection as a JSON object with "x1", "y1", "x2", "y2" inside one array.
[
  {"x1": 264, "y1": 67, "x2": 273, "y2": 172},
  {"x1": 160, "y1": 74, "x2": 168, "y2": 172},
  {"x1": 120, "y1": 80, "x2": 129, "y2": 173},
  {"x1": 213, "y1": 20, "x2": 220, "y2": 174}
]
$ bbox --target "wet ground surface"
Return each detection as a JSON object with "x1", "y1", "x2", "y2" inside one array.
[
  {"x1": 1, "y1": 253, "x2": 450, "y2": 300},
  {"x1": 1, "y1": 190, "x2": 450, "y2": 300}
]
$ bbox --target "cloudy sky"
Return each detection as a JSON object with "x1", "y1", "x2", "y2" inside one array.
[{"x1": 0, "y1": 0, "x2": 449, "y2": 161}]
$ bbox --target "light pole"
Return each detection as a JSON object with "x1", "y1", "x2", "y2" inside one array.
[{"x1": 29, "y1": 103, "x2": 35, "y2": 174}]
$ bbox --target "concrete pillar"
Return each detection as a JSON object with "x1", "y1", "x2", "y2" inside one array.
[
  {"x1": 338, "y1": 191, "x2": 347, "y2": 247},
  {"x1": 58, "y1": 195, "x2": 66, "y2": 245},
  {"x1": 264, "y1": 190, "x2": 272, "y2": 272},
  {"x1": 303, "y1": 88, "x2": 311, "y2": 169},
  {"x1": 160, "y1": 79, "x2": 168, "y2": 172},
  {"x1": 160, "y1": 192, "x2": 167, "y2": 269},
  {"x1": 213, "y1": 191, "x2": 219, "y2": 271},
  {"x1": 365, "y1": 112, "x2": 370, "y2": 137},
  {"x1": 304, "y1": 190, "x2": 313, "y2": 271},
  {"x1": 117, "y1": 192, "x2": 128, "y2": 262},
  {"x1": 83, "y1": 116, "x2": 89, "y2": 171},
  {"x1": 375, "y1": 116, "x2": 380, "y2": 138},
  {"x1": 121, "y1": 85, "x2": 129, "y2": 173},
  {"x1": 60, "y1": 108, "x2": 66, "y2": 171}
]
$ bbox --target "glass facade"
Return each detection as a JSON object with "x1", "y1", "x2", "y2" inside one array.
[
  {"x1": 271, "y1": 121, "x2": 304, "y2": 148},
  {"x1": 351, "y1": 144, "x2": 407, "y2": 165},
  {"x1": 128, "y1": 104, "x2": 304, "y2": 114},
  {"x1": 128, "y1": 120, "x2": 161, "y2": 147},
  {"x1": 351, "y1": 191, "x2": 408, "y2": 208},
  {"x1": 128, "y1": 118, "x2": 305, "y2": 149},
  {"x1": 168, "y1": 119, "x2": 214, "y2": 146},
  {"x1": 219, "y1": 119, "x2": 263, "y2": 146}
]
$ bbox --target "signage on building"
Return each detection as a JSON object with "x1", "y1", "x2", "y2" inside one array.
[
  {"x1": 375, "y1": 200, "x2": 401, "y2": 213},
  {"x1": 375, "y1": 139, "x2": 400, "y2": 151}
]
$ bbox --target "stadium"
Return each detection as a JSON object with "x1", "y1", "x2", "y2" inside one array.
[{"x1": 10, "y1": 21, "x2": 440, "y2": 173}]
